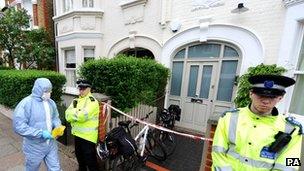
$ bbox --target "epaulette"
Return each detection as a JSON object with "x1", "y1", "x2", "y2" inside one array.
[
  {"x1": 89, "y1": 96, "x2": 95, "y2": 102},
  {"x1": 285, "y1": 117, "x2": 303, "y2": 135},
  {"x1": 221, "y1": 108, "x2": 239, "y2": 117}
]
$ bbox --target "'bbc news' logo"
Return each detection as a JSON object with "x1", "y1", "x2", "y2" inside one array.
[{"x1": 286, "y1": 158, "x2": 301, "y2": 166}]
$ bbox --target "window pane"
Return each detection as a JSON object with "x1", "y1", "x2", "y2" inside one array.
[
  {"x1": 188, "y1": 44, "x2": 220, "y2": 58},
  {"x1": 89, "y1": 0, "x2": 94, "y2": 7},
  {"x1": 289, "y1": 75, "x2": 304, "y2": 115},
  {"x1": 65, "y1": 50, "x2": 75, "y2": 68},
  {"x1": 290, "y1": 34, "x2": 304, "y2": 115},
  {"x1": 84, "y1": 49, "x2": 94, "y2": 57},
  {"x1": 66, "y1": 69, "x2": 76, "y2": 87},
  {"x1": 82, "y1": 0, "x2": 87, "y2": 7},
  {"x1": 224, "y1": 46, "x2": 239, "y2": 57},
  {"x1": 174, "y1": 49, "x2": 185, "y2": 59},
  {"x1": 187, "y1": 65, "x2": 199, "y2": 97},
  {"x1": 64, "y1": 0, "x2": 73, "y2": 12},
  {"x1": 170, "y1": 62, "x2": 184, "y2": 96},
  {"x1": 84, "y1": 58, "x2": 94, "y2": 62},
  {"x1": 84, "y1": 48, "x2": 94, "y2": 62},
  {"x1": 199, "y1": 65, "x2": 212, "y2": 99},
  {"x1": 217, "y1": 61, "x2": 238, "y2": 102},
  {"x1": 298, "y1": 35, "x2": 304, "y2": 70}
]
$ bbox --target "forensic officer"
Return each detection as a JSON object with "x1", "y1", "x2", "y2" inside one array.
[
  {"x1": 212, "y1": 75, "x2": 302, "y2": 171},
  {"x1": 65, "y1": 79, "x2": 100, "y2": 171},
  {"x1": 13, "y1": 78, "x2": 62, "y2": 171}
]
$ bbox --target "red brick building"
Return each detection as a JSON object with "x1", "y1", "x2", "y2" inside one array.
[{"x1": 5, "y1": 0, "x2": 54, "y2": 43}]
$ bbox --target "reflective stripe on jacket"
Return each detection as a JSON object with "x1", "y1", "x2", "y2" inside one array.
[
  {"x1": 65, "y1": 92, "x2": 99, "y2": 143},
  {"x1": 211, "y1": 106, "x2": 302, "y2": 171}
]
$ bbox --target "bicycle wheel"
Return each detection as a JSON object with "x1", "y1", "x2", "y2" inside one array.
[
  {"x1": 160, "y1": 131, "x2": 176, "y2": 156},
  {"x1": 112, "y1": 155, "x2": 142, "y2": 171},
  {"x1": 145, "y1": 133, "x2": 167, "y2": 161}
]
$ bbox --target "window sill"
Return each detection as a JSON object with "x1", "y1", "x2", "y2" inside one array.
[
  {"x1": 294, "y1": 70, "x2": 304, "y2": 74},
  {"x1": 53, "y1": 9, "x2": 104, "y2": 22}
]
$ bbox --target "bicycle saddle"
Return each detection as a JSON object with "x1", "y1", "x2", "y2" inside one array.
[{"x1": 118, "y1": 120, "x2": 132, "y2": 127}]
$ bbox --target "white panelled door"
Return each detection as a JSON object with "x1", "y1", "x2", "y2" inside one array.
[
  {"x1": 168, "y1": 42, "x2": 240, "y2": 133},
  {"x1": 180, "y1": 62, "x2": 217, "y2": 132}
]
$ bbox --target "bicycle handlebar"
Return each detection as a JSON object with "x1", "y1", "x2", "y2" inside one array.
[{"x1": 129, "y1": 110, "x2": 154, "y2": 129}]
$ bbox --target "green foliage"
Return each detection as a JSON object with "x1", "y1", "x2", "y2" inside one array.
[
  {"x1": 0, "y1": 8, "x2": 55, "y2": 70},
  {"x1": 56, "y1": 103, "x2": 68, "y2": 124},
  {"x1": 0, "y1": 66, "x2": 14, "y2": 70},
  {"x1": 0, "y1": 8, "x2": 30, "y2": 67},
  {"x1": 0, "y1": 70, "x2": 66, "y2": 108},
  {"x1": 234, "y1": 64, "x2": 287, "y2": 107},
  {"x1": 79, "y1": 55, "x2": 170, "y2": 113},
  {"x1": 16, "y1": 28, "x2": 55, "y2": 70}
]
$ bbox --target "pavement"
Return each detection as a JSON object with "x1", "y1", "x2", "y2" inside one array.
[
  {"x1": 0, "y1": 108, "x2": 205, "y2": 171},
  {"x1": 0, "y1": 113, "x2": 78, "y2": 171}
]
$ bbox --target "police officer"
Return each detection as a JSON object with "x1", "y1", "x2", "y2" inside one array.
[
  {"x1": 65, "y1": 79, "x2": 100, "y2": 171},
  {"x1": 212, "y1": 75, "x2": 302, "y2": 171}
]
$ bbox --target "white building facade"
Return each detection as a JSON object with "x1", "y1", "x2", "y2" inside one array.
[{"x1": 53, "y1": 0, "x2": 304, "y2": 133}]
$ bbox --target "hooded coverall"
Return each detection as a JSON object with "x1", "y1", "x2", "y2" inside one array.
[
  {"x1": 212, "y1": 106, "x2": 302, "y2": 171},
  {"x1": 13, "y1": 78, "x2": 62, "y2": 171}
]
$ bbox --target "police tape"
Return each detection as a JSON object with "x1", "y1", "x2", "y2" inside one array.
[{"x1": 101, "y1": 102, "x2": 213, "y2": 142}]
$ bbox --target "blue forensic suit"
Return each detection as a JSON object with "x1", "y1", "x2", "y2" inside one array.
[{"x1": 13, "y1": 78, "x2": 62, "y2": 171}]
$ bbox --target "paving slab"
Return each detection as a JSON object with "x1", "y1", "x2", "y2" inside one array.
[{"x1": 0, "y1": 113, "x2": 78, "y2": 171}]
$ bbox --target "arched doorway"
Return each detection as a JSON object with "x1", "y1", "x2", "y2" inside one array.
[
  {"x1": 120, "y1": 47, "x2": 155, "y2": 59},
  {"x1": 168, "y1": 41, "x2": 241, "y2": 133}
]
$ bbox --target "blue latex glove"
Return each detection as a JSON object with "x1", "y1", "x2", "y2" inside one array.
[{"x1": 42, "y1": 130, "x2": 53, "y2": 139}]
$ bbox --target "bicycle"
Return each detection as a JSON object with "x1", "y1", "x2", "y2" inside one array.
[
  {"x1": 153, "y1": 105, "x2": 181, "y2": 156},
  {"x1": 97, "y1": 111, "x2": 167, "y2": 171}
]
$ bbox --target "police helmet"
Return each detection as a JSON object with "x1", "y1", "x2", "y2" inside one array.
[{"x1": 248, "y1": 74, "x2": 295, "y2": 97}]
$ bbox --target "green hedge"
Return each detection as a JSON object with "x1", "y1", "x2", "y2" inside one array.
[
  {"x1": 234, "y1": 64, "x2": 287, "y2": 108},
  {"x1": 0, "y1": 66, "x2": 14, "y2": 70},
  {"x1": 79, "y1": 55, "x2": 170, "y2": 112},
  {"x1": 0, "y1": 70, "x2": 66, "y2": 108}
]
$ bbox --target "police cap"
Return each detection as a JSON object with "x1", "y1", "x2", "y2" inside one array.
[
  {"x1": 76, "y1": 79, "x2": 92, "y2": 88},
  {"x1": 248, "y1": 75, "x2": 295, "y2": 97}
]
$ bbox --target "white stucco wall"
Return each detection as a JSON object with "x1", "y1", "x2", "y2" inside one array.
[
  {"x1": 167, "y1": 0, "x2": 286, "y2": 64},
  {"x1": 54, "y1": 0, "x2": 289, "y2": 72},
  {"x1": 276, "y1": 1, "x2": 304, "y2": 116},
  {"x1": 102, "y1": 0, "x2": 163, "y2": 58},
  {"x1": 161, "y1": 24, "x2": 264, "y2": 74},
  {"x1": 53, "y1": 0, "x2": 300, "y2": 116}
]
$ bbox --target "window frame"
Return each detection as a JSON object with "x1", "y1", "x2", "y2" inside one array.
[
  {"x1": 289, "y1": 28, "x2": 304, "y2": 116},
  {"x1": 63, "y1": 0, "x2": 73, "y2": 13},
  {"x1": 63, "y1": 48, "x2": 76, "y2": 87},
  {"x1": 83, "y1": 47, "x2": 95, "y2": 62},
  {"x1": 169, "y1": 41, "x2": 241, "y2": 102},
  {"x1": 82, "y1": 0, "x2": 94, "y2": 8}
]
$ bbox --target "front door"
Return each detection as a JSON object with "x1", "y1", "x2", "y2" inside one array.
[
  {"x1": 178, "y1": 62, "x2": 217, "y2": 132},
  {"x1": 168, "y1": 42, "x2": 240, "y2": 133}
]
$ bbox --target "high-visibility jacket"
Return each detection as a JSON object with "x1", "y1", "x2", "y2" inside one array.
[
  {"x1": 212, "y1": 106, "x2": 302, "y2": 171},
  {"x1": 65, "y1": 92, "x2": 99, "y2": 143}
]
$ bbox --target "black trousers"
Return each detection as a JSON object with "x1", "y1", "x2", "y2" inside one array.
[{"x1": 74, "y1": 136, "x2": 98, "y2": 171}]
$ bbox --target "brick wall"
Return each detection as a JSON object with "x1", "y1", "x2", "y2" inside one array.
[
  {"x1": 37, "y1": 0, "x2": 55, "y2": 44},
  {"x1": 33, "y1": 4, "x2": 38, "y2": 26},
  {"x1": 5, "y1": 0, "x2": 14, "y2": 5},
  {"x1": 200, "y1": 120, "x2": 218, "y2": 171}
]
